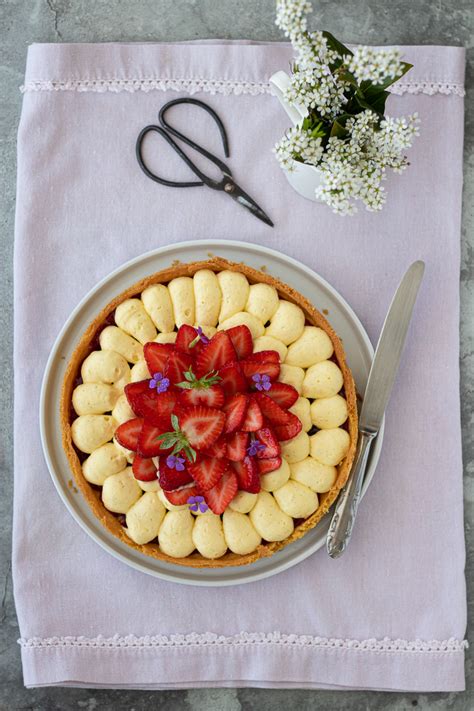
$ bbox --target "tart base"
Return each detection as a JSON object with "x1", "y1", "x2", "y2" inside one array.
[{"x1": 61, "y1": 257, "x2": 358, "y2": 568}]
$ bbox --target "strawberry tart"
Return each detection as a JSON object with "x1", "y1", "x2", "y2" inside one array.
[{"x1": 61, "y1": 258, "x2": 357, "y2": 567}]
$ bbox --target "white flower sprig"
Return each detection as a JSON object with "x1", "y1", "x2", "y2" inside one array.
[{"x1": 273, "y1": 0, "x2": 419, "y2": 215}]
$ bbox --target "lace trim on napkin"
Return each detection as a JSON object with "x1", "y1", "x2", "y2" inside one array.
[
  {"x1": 18, "y1": 632, "x2": 468, "y2": 653},
  {"x1": 20, "y1": 78, "x2": 466, "y2": 97}
]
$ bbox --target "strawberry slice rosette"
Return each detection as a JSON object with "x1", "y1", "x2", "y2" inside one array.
[{"x1": 114, "y1": 324, "x2": 301, "y2": 515}]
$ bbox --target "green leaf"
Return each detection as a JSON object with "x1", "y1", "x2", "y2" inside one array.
[
  {"x1": 337, "y1": 68, "x2": 358, "y2": 87},
  {"x1": 330, "y1": 119, "x2": 348, "y2": 138},
  {"x1": 354, "y1": 92, "x2": 376, "y2": 112},
  {"x1": 171, "y1": 414, "x2": 179, "y2": 431},
  {"x1": 322, "y1": 31, "x2": 353, "y2": 59},
  {"x1": 369, "y1": 90, "x2": 390, "y2": 116}
]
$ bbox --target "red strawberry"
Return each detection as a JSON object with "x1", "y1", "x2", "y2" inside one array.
[
  {"x1": 178, "y1": 384, "x2": 224, "y2": 408},
  {"x1": 273, "y1": 412, "x2": 303, "y2": 441},
  {"x1": 188, "y1": 456, "x2": 228, "y2": 491},
  {"x1": 223, "y1": 393, "x2": 249, "y2": 433},
  {"x1": 205, "y1": 470, "x2": 238, "y2": 514},
  {"x1": 126, "y1": 386, "x2": 177, "y2": 427},
  {"x1": 164, "y1": 484, "x2": 200, "y2": 506},
  {"x1": 115, "y1": 417, "x2": 143, "y2": 452},
  {"x1": 138, "y1": 422, "x2": 169, "y2": 458},
  {"x1": 232, "y1": 457, "x2": 260, "y2": 493},
  {"x1": 179, "y1": 406, "x2": 226, "y2": 449},
  {"x1": 255, "y1": 427, "x2": 281, "y2": 459},
  {"x1": 241, "y1": 360, "x2": 280, "y2": 381},
  {"x1": 175, "y1": 324, "x2": 200, "y2": 354},
  {"x1": 132, "y1": 455, "x2": 158, "y2": 481},
  {"x1": 143, "y1": 342, "x2": 174, "y2": 376},
  {"x1": 255, "y1": 393, "x2": 291, "y2": 425},
  {"x1": 196, "y1": 331, "x2": 237, "y2": 376},
  {"x1": 247, "y1": 350, "x2": 280, "y2": 364},
  {"x1": 165, "y1": 350, "x2": 193, "y2": 384},
  {"x1": 201, "y1": 435, "x2": 228, "y2": 459},
  {"x1": 219, "y1": 362, "x2": 247, "y2": 396},
  {"x1": 159, "y1": 457, "x2": 194, "y2": 491},
  {"x1": 241, "y1": 398, "x2": 264, "y2": 432},
  {"x1": 226, "y1": 431, "x2": 249, "y2": 461},
  {"x1": 124, "y1": 380, "x2": 152, "y2": 414},
  {"x1": 226, "y1": 325, "x2": 253, "y2": 360},
  {"x1": 265, "y1": 381, "x2": 299, "y2": 408},
  {"x1": 257, "y1": 456, "x2": 282, "y2": 474}
]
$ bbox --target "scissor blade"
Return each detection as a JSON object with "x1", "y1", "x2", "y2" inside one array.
[{"x1": 226, "y1": 181, "x2": 274, "y2": 227}]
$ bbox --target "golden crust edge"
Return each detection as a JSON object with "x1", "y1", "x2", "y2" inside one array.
[{"x1": 60, "y1": 257, "x2": 358, "y2": 568}]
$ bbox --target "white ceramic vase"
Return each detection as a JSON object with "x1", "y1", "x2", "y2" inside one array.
[{"x1": 269, "y1": 70, "x2": 325, "y2": 202}]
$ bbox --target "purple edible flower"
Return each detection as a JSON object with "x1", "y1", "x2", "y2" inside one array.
[
  {"x1": 196, "y1": 326, "x2": 210, "y2": 345},
  {"x1": 252, "y1": 373, "x2": 272, "y2": 391},
  {"x1": 166, "y1": 454, "x2": 186, "y2": 471},
  {"x1": 149, "y1": 372, "x2": 170, "y2": 393},
  {"x1": 187, "y1": 495, "x2": 209, "y2": 513},
  {"x1": 247, "y1": 440, "x2": 266, "y2": 457}
]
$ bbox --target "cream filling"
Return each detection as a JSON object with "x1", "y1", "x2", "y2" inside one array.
[{"x1": 70, "y1": 268, "x2": 350, "y2": 558}]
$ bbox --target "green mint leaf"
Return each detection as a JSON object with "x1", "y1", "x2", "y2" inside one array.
[
  {"x1": 176, "y1": 381, "x2": 193, "y2": 389},
  {"x1": 171, "y1": 414, "x2": 180, "y2": 431}
]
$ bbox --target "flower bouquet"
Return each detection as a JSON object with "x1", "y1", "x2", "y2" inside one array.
[{"x1": 273, "y1": 0, "x2": 419, "y2": 214}]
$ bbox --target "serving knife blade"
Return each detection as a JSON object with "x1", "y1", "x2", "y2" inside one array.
[{"x1": 326, "y1": 260, "x2": 425, "y2": 558}]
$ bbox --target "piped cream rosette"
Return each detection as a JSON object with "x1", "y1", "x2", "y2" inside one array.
[{"x1": 62, "y1": 258, "x2": 357, "y2": 567}]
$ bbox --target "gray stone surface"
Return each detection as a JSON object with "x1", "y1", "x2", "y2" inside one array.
[{"x1": 0, "y1": 0, "x2": 472, "y2": 708}]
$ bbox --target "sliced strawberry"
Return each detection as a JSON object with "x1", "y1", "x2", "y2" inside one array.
[
  {"x1": 126, "y1": 386, "x2": 177, "y2": 427},
  {"x1": 255, "y1": 393, "x2": 291, "y2": 426},
  {"x1": 159, "y1": 457, "x2": 194, "y2": 491},
  {"x1": 132, "y1": 455, "x2": 158, "y2": 482},
  {"x1": 226, "y1": 431, "x2": 249, "y2": 461},
  {"x1": 226, "y1": 324, "x2": 253, "y2": 360},
  {"x1": 241, "y1": 398, "x2": 264, "y2": 432},
  {"x1": 165, "y1": 350, "x2": 193, "y2": 384},
  {"x1": 178, "y1": 384, "x2": 224, "y2": 409},
  {"x1": 218, "y1": 362, "x2": 247, "y2": 396},
  {"x1": 232, "y1": 457, "x2": 260, "y2": 494},
  {"x1": 257, "y1": 456, "x2": 282, "y2": 474},
  {"x1": 241, "y1": 360, "x2": 280, "y2": 381},
  {"x1": 265, "y1": 381, "x2": 299, "y2": 409},
  {"x1": 273, "y1": 412, "x2": 303, "y2": 441},
  {"x1": 138, "y1": 422, "x2": 170, "y2": 458},
  {"x1": 114, "y1": 417, "x2": 143, "y2": 452},
  {"x1": 175, "y1": 324, "x2": 199, "y2": 354},
  {"x1": 205, "y1": 470, "x2": 238, "y2": 514},
  {"x1": 196, "y1": 331, "x2": 237, "y2": 376},
  {"x1": 124, "y1": 379, "x2": 151, "y2": 414},
  {"x1": 223, "y1": 393, "x2": 249, "y2": 433},
  {"x1": 164, "y1": 484, "x2": 200, "y2": 505},
  {"x1": 188, "y1": 456, "x2": 228, "y2": 491},
  {"x1": 201, "y1": 435, "x2": 228, "y2": 459},
  {"x1": 143, "y1": 342, "x2": 174, "y2": 376},
  {"x1": 179, "y1": 406, "x2": 226, "y2": 449},
  {"x1": 247, "y1": 350, "x2": 280, "y2": 364},
  {"x1": 255, "y1": 427, "x2": 281, "y2": 459}
]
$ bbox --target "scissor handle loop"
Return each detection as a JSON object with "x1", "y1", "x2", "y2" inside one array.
[
  {"x1": 136, "y1": 98, "x2": 233, "y2": 189},
  {"x1": 136, "y1": 125, "x2": 203, "y2": 187}
]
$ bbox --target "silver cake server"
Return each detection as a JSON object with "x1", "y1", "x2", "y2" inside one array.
[{"x1": 326, "y1": 260, "x2": 425, "y2": 559}]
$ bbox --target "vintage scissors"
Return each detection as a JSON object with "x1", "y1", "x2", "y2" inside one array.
[{"x1": 136, "y1": 98, "x2": 274, "y2": 227}]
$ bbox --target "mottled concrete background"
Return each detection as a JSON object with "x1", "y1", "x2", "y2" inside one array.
[{"x1": 0, "y1": 1, "x2": 472, "y2": 709}]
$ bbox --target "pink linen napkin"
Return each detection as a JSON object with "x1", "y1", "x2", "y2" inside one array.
[{"x1": 13, "y1": 41, "x2": 466, "y2": 690}]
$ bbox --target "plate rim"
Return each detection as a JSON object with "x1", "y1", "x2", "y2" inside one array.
[{"x1": 40, "y1": 239, "x2": 383, "y2": 586}]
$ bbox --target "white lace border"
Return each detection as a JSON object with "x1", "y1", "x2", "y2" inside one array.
[
  {"x1": 18, "y1": 632, "x2": 468, "y2": 654},
  {"x1": 20, "y1": 77, "x2": 465, "y2": 97}
]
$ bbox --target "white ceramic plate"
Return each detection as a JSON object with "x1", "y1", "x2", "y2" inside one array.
[{"x1": 40, "y1": 240, "x2": 383, "y2": 586}]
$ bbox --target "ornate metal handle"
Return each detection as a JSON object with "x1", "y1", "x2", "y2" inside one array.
[{"x1": 326, "y1": 430, "x2": 376, "y2": 559}]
